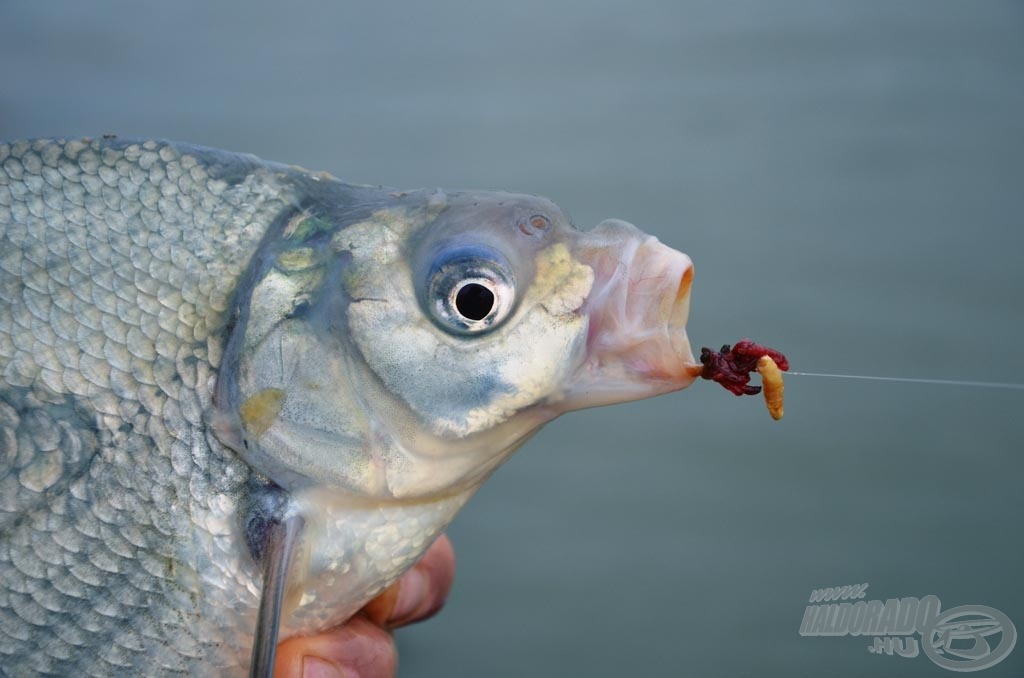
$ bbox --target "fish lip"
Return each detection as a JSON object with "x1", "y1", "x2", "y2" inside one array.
[{"x1": 558, "y1": 221, "x2": 699, "y2": 411}]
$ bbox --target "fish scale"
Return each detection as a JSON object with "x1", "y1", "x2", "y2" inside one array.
[{"x1": 0, "y1": 138, "x2": 286, "y2": 676}]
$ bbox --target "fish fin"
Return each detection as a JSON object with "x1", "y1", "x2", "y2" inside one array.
[{"x1": 250, "y1": 513, "x2": 305, "y2": 678}]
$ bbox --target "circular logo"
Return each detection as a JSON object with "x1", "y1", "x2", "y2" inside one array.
[{"x1": 921, "y1": 605, "x2": 1017, "y2": 672}]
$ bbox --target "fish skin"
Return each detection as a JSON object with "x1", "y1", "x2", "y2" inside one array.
[{"x1": 0, "y1": 137, "x2": 699, "y2": 676}]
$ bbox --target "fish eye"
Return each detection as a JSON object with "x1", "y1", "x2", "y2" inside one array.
[{"x1": 425, "y1": 248, "x2": 515, "y2": 335}]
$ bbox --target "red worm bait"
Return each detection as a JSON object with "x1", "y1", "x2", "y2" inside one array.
[{"x1": 698, "y1": 340, "x2": 789, "y2": 420}]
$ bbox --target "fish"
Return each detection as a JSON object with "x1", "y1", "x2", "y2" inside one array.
[{"x1": 0, "y1": 137, "x2": 700, "y2": 676}]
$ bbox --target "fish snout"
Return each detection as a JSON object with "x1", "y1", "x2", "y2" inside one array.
[{"x1": 560, "y1": 219, "x2": 698, "y2": 410}]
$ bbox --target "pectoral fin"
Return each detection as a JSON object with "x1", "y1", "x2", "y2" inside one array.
[{"x1": 249, "y1": 513, "x2": 305, "y2": 678}]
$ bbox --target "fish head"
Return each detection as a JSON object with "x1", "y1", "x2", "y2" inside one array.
[{"x1": 216, "y1": 187, "x2": 697, "y2": 499}]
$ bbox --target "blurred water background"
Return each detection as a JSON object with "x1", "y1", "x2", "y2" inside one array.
[{"x1": 2, "y1": 1, "x2": 1023, "y2": 675}]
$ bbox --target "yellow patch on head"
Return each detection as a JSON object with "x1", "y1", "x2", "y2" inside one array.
[
  {"x1": 276, "y1": 247, "x2": 320, "y2": 272},
  {"x1": 239, "y1": 388, "x2": 286, "y2": 436},
  {"x1": 530, "y1": 243, "x2": 594, "y2": 316}
]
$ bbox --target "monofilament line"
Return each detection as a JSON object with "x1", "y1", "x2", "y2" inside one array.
[{"x1": 786, "y1": 372, "x2": 1024, "y2": 391}]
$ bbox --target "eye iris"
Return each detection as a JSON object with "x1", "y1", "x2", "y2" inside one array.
[{"x1": 455, "y1": 283, "x2": 495, "y2": 321}]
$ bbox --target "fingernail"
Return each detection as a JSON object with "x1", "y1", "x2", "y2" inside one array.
[
  {"x1": 390, "y1": 567, "x2": 427, "y2": 624},
  {"x1": 302, "y1": 656, "x2": 345, "y2": 678}
]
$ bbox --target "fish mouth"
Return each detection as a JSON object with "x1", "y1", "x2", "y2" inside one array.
[{"x1": 559, "y1": 219, "x2": 700, "y2": 411}]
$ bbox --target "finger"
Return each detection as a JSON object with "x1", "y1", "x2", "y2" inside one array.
[
  {"x1": 361, "y1": 534, "x2": 456, "y2": 629},
  {"x1": 273, "y1": 534, "x2": 455, "y2": 676},
  {"x1": 273, "y1": 615, "x2": 397, "y2": 678}
]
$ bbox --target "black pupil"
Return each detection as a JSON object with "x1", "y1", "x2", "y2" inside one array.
[{"x1": 455, "y1": 283, "x2": 495, "y2": 321}]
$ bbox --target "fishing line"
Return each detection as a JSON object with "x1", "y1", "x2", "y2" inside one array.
[{"x1": 785, "y1": 371, "x2": 1024, "y2": 391}]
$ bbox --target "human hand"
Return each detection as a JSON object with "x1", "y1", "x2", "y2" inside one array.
[{"x1": 274, "y1": 534, "x2": 456, "y2": 678}]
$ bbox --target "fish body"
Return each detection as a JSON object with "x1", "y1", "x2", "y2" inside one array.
[{"x1": 0, "y1": 138, "x2": 698, "y2": 675}]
